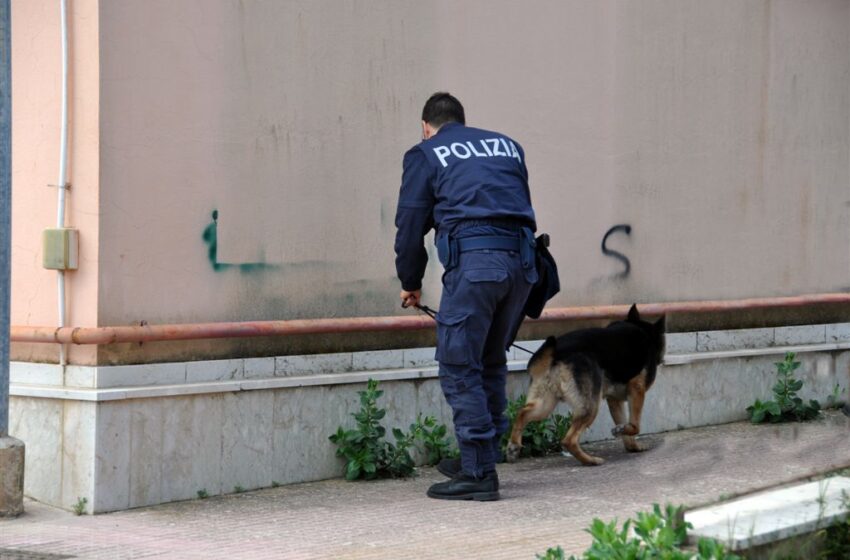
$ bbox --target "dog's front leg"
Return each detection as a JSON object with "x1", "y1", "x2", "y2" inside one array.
[
  {"x1": 610, "y1": 375, "x2": 646, "y2": 438},
  {"x1": 505, "y1": 406, "x2": 530, "y2": 463},
  {"x1": 607, "y1": 398, "x2": 646, "y2": 452}
]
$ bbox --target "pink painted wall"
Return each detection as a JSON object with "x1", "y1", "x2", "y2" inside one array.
[{"x1": 11, "y1": 0, "x2": 99, "y2": 364}]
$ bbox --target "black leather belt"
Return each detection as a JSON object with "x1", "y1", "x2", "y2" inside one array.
[{"x1": 456, "y1": 235, "x2": 521, "y2": 253}]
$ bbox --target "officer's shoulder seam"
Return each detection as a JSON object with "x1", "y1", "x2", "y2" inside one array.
[{"x1": 404, "y1": 145, "x2": 426, "y2": 157}]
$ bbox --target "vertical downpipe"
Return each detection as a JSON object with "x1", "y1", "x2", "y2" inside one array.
[
  {"x1": 57, "y1": 0, "x2": 69, "y2": 366},
  {"x1": 0, "y1": 0, "x2": 12, "y2": 435}
]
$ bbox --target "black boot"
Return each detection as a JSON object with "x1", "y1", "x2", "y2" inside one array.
[
  {"x1": 426, "y1": 472, "x2": 500, "y2": 501},
  {"x1": 436, "y1": 457, "x2": 462, "y2": 478},
  {"x1": 437, "y1": 458, "x2": 499, "y2": 489}
]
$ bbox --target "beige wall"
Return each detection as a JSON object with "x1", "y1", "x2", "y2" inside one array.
[
  {"x1": 97, "y1": 1, "x2": 439, "y2": 325},
  {"x1": 11, "y1": 1, "x2": 850, "y2": 360}
]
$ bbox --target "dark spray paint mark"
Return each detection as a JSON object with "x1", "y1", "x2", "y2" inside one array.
[
  {"x1": 202, "y1": 209, "x2": 277, "y2": 272},
  {"x1": 201, "y1": 210, "x2": 223, "y2": 271},
  {"x1": 601, "y1": 224, "x2": 632, "y2": 278}
]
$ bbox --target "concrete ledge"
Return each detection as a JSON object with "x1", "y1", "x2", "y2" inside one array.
[
  {"x1": 664, "y1": 341, "x2": 850, "y2": 365},
  {"x1": 10, "y1": 323, "x2": 850, "y2": 393},
  {"x1": 9, "y1": 362, "x2": 521, "y2": 402},
  {"x1": 686, "y1": 477, "x2": 850, "y2": 551},
  {"x1": 10, "y1": 340, "x2": 850, "y2": 402},
  {"x1": 8, "y1": 324, "x2": 850, "y2": 513}
]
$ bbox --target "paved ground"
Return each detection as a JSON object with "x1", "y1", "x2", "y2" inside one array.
[{"x1": 1, "y1": 411, "x2": 848, "y2": 560}]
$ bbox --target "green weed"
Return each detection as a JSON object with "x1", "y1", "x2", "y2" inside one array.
[
  {"x1": 502, "y1": 393, "x2": 572, "y2": 458},
  {"x1": 539, "y1": 504, "x2": 741, "y2": 559},
  {"x1": 818, "y1": 489, "x2": 850, "y2": 560},
  {"x1": 410, "y1": 413, "x2": 458, "y2": 465},
  {"x1": 536, "y1": 546, "x2": 565, "y2": 560},
  {"x1": 826, "y1": 384, "x2": 847, "y2": 410},
  {"x1": 329, "y1": 379, "x2": 456, "y2": 480},
  {"x1": 72, "y1": 497, "x2": 87, "y2": 516},
  {"x1": 747, "y1": 352, "x2": 821, "y2": 423}
]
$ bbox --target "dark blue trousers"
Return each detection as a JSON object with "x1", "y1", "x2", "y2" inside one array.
[{"x1": 435, "y1": 249, "x2": 534, "y2": 478}]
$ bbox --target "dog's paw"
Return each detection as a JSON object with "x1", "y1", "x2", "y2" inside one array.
[
  {"x1": 624, "y1": 440, "x2": 648, "y2": 453},
  {"x1": 582, "y1": 455, "x2": 606, "y2": 466},
  {"x1": 505, "y1": 442, "x2": 521, "y2": 463}
]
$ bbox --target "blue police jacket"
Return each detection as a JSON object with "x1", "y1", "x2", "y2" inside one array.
[{"x1": 394, "y1": 122, "x2": 537, "y2": 291}]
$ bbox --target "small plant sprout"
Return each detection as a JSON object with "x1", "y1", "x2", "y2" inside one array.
[
  {"x1": 72, "y1": 496, "x2": 87, "y2": 516},
  {"x1": 819, "y1": 488, "x2": 850, "y2": 560},
  {"x1": 816, "y1": 480, "x2": 831, "y2": 526},
  {"x1": 827, "y1": 383, "x2": 847, "y2": 409},
  {"x1": 536, "y1": 546, "x2": 565, "y2": 560},
  {"x1": 234, "y1": 485, "x2": 245, "y2": 493},
  {"x1": 271, "y1": 481, "x2": 281, "y2": 488},
  {"x1": 196, "y1": 489, "x2": 209, "y2": 499}
]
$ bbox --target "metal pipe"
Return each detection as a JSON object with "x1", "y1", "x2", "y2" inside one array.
[
  {"x1": 1, "y1": 0, "x2": 12, "y2": 435},
  {"x1": 56, "y1": 0, "x2": 69, "y2": 366},
  {"x1": 10, "y1": 293, "x2": 850, "y2": 346}
]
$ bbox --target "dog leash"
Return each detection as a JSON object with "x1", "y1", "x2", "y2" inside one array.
[{"x1": 413, "y1": 303, "x2": 535, "y2": 355}]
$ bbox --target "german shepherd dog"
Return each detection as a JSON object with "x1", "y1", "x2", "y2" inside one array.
[{"x1": 506, "y1": 304, "x2": 665, "y2": 465}]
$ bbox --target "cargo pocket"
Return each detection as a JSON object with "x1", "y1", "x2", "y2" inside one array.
[{"x1": 435, "y1": 312, "x2": 470, "y2": 365}]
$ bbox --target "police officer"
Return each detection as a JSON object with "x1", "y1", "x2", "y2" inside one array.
[{"x1": 394, "y1": 92, "x2": 537, "y2": 501}]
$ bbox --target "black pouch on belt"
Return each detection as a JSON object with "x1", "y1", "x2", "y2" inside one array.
[
  {"x1": 436, "y1": 234, "x2": 458, "y2": 270},
  {"x1": 520, "y1": 227, "x2": 536, "y2": 270},
  {"x1": 523, "y1": 233, "x2": 561, "y2": 319}
]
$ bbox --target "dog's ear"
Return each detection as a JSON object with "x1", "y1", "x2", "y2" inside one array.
[
  {"x1": 544, "y1": 335, "x2": 557, "y2": 347},
  {"x1": 627, "y1": 303, "x2": 640, "y2": 323},
  {"x1": 654, "y1": 315, "x2": 666, "y2": 333}
]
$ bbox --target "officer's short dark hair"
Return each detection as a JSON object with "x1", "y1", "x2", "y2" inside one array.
[{"x1": 422, "y1": 92, "x2": 465, "y2": 127}]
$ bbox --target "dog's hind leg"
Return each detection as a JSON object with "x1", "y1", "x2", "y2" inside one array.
[
  {"x1": 607, "y1": 398, "x2": 646, "y2": 452},
  {"x1": 560, "y1": 400, "x2": 604, "y2": 466},
  {"x1": 558, "y1": 358, "x2": 605, "y2": 465},
  {"x1": 505, "y1": 390, "x2": 557, "y2": 463}
]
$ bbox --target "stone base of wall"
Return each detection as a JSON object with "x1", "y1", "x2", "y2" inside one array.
[{"x1": 9, "y1": 324, "x2": 850, "y2": 513}]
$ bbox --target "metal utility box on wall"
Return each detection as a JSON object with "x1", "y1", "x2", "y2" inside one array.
[{"x1": 42, "y1": 228, "x2": 78, "y2": 270}]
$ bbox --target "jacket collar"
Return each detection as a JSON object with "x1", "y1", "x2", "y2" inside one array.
[{"x1": 435, "y1": 122, "x2": 463, "y2": 135}]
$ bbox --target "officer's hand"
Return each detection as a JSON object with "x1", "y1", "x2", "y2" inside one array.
[{"x1": 400, "y1": 290, "x2": 421, "y2": 309}]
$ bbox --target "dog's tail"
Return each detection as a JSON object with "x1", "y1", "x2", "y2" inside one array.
[{"x1": 527, "y1": 336, "x2": 556, "y2": 379}]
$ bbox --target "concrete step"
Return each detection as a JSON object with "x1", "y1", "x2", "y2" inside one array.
[{"x1": 685, "y1": 476, "x2": 850, "y2": 552}]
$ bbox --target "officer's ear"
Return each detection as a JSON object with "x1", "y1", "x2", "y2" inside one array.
[{"x1": 422, "y1": 121, "x2": 439, "y2": 140}]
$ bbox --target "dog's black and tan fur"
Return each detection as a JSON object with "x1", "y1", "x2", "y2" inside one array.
[{"x1": 506, "y1": 304, "x2": 665, "y2": 465}]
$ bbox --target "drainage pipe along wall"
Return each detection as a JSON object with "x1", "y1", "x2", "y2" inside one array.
[
  {"x1": 55, "y1": 0, "x2": 70, "y2": 365},
  {"x1": 10, "y1": 293, "x2": 850, "y2": 346}
]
